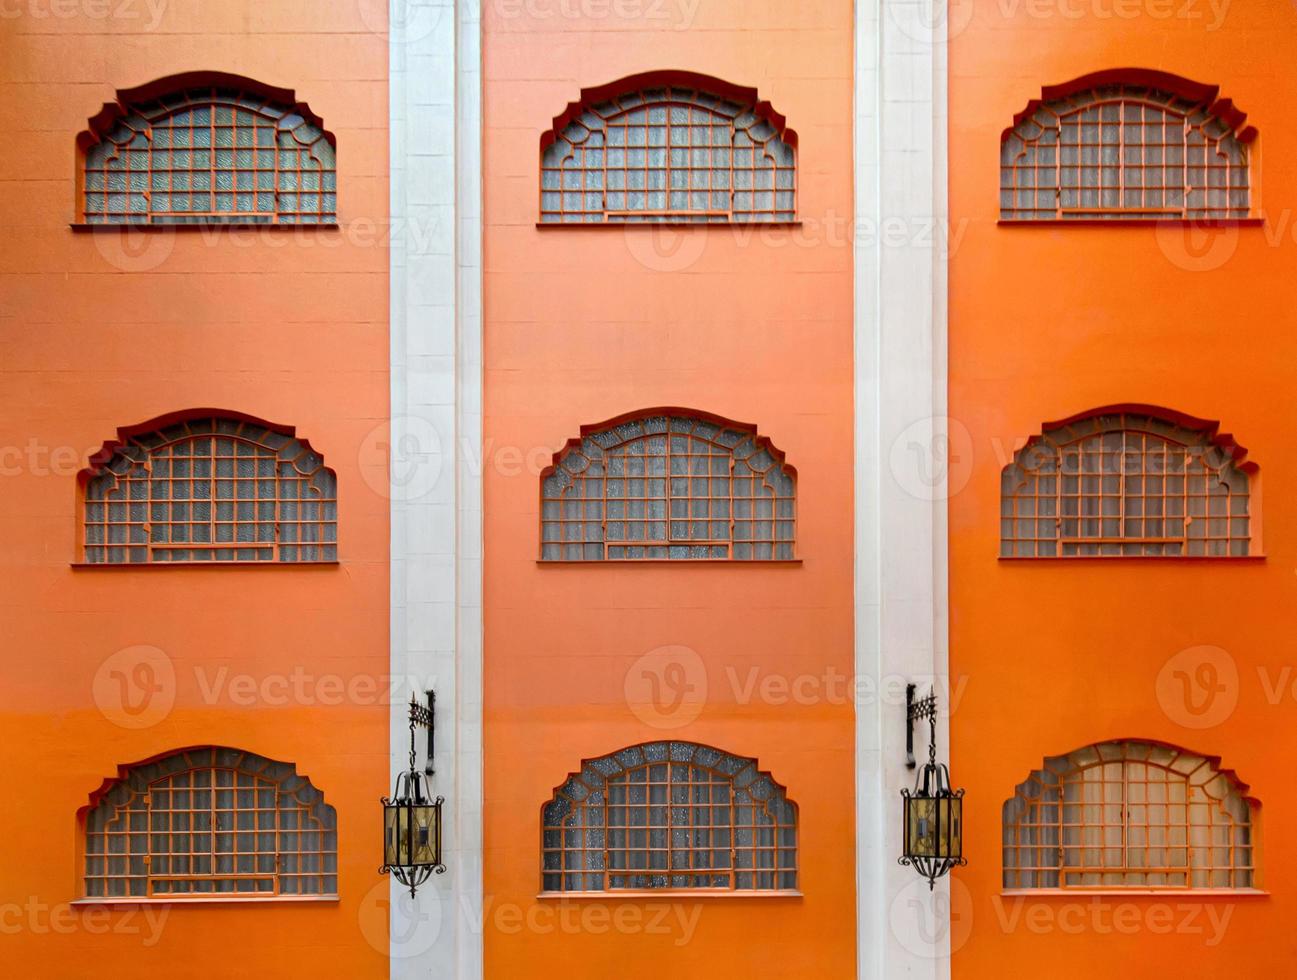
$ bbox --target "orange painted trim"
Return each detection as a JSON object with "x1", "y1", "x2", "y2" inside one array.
[
  {"x1": 536, "y1": 559, "x2": 802, "y2": 566},
  {"x1": 996, "y1": 218, "x2": 1265, "y2": 228},
  {"x1": 536, "y1": 890, "x2": 803, "y2": 900},
  {"x1": 71, "y1": 561, "x2": 341, "y2": 569},
  {"x1": 1003, "y1": 68, "x2": 1258, "y2": 143},
  {"x1": 70, "y1": 223, "x2": 341, "y2": 232},
  {"x1": 536, "y1": 221, "x2": 803, "y2": 229},
  {"x1": 71, "y1": 896, "x2": 341, "y2": 907},
  {"x1": 999, "y1": 889, "x2": 1268, "y2": 898},
  {"x1": 539, "y1": 70, "x2": 799, "y2": 156},
  {"x1": 997, "y1": 555, "x2": 1265, "y2": 563}
]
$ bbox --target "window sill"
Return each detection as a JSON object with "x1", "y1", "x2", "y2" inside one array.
[
  {"x1": 997, "y1": 554, "x2": 1264, "y2": 563},
  {"x1": 997, "y1": 217, "x2": 1264, "y2": 228},
  {"x1": 71, "y1": 895, "x2": 340, "y2": 907},
  {"x1": 1000, "y1": 888, "x2": 1267, "y2": 898},
  {"x1": 70, "y1": 222, "x2": 340, "y2": 232},
  {"x1": 536, "y1": 559, "x2": 802, "y2": 566},
  {"x1": 537, "y1": 889, "x2": 802, "y2": 900},
  {"x1": 536, "y1": 220, "x2": 802, "y2": 229},
  {"x1": 70, "y1": 560, "x2": 341, "y2": 569}
]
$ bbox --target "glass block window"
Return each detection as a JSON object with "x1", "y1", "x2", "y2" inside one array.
[
  {"x1": 540, "y1": 411, "x2": 796, "y2": 561},
  {"x1": 1004, "y1": 740, "x2": 1254, "y2": 890},
  {"x1": 542, "y1": 742, "x2": 798, "y2": 893},
  {"x1": 1001, "y1": 74, "x2": 1252, "y2": 220},
  {"x1": 1001, "y1": 409, "x2": 1252, "y2": 557},
  {"x1": 84, "y1": 747, "x2": 337, "y2": 899},
  {"x1": 80, "y1": 78, "x2": 336, "y2": 224},
  {"x1": 540, "y1": 77, "x2": 796, "y2": 223},
  {"x1": 83, "y1": 415, "x2": 338, "y2": 564}
]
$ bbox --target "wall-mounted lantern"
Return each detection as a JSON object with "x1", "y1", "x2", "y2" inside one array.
[
  {"x1": 381, "y1": 691, "x2": 446, "y2": 897},
  {"x1": 899, "y1": 684, "x2": 966, "y2": 890}
]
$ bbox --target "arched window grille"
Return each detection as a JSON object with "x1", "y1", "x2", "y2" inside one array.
[
  {"x1": 1003, "y1": 740, "x2": 1255, "y2": 890},
  {"x1": 1000, "y1": 408, "x2": 1252, "y2": 557},
  {"x1": 540, "y1": 72, "x2": 796, "y2": 223},
  {"x1": 83, "y1": 747, "x2": 337, "y2": 898},
  {"x1": 542, "y1": 741, "x2": 798, "y2": 893},
  {"x1": 1001, "y1": 71, "x2": 1254, "y2": 221},
  {"x1": 78, "y1": 73, "x2": 336, "y2": 224},
  {"x1": 540, "y1": 410, "x2": 796, "y2": 561},
  {"x1": 81, "y1": 413, "x2": 338, "y2": 564}
]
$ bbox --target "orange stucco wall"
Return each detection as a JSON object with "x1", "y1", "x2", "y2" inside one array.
[
  {"x1": 950, "y1": 2, "x2": 1297, "y2": 976},
  {"x1": 482, "y1": 2, "x2": 856, "y2": 976},
  {"x1": 0, "y1": 5, "x2": 389, "y2": 977}
]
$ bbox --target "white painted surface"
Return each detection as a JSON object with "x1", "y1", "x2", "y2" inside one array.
[
  {"x1": 390, "y1": 0, "x2": 483, "y2": 976},
  {"x1": 855, "y1": 2, "x2": 952, "y2": 978}
]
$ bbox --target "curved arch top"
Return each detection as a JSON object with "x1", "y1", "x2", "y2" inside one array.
[
  {"x1": 82, "y1": 745, "x2": 338, "y2": 899},
  {"x1": 1000, "y1": 405, "x2": 1254, "y2": 558},
  {"x1": 77, "y1": 72, "x2": 337, "y2": 225},
  {"x1": 1003, "y1": 739, "x2": 1255, "y2": 890},
  {"x1": 541, "y1": 740, "x2": 799, "y2": 893},
  {"x1": 540, "y1": 408, "x2": 797, "y2": 561},
  {"x1": 1001, "y1": 69, "x2": 1254, "y2": 221},
  {"x1": 539, "y1": 72, "x2": 797, "y2": 224},
  {"x1": 80, "y1": 410, "x2": 338, "y2": 564}
]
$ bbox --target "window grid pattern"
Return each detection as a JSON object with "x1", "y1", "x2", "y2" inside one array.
[
  {"x1": 1001, "y1": 412, "x2": 1250, "y2": 557},
  {"x1": 1004, "y1": 741, "x2": 1254, "y2": 890},
  {"x1": 85, "y1": 748, "x2": 337, "y2": 898},
  {"x1": 541, "y1": 86, "x2": 795, "y2": 223},
  {"x1": 1002, "y1": 84, "x2": 1249, "y2": 220},
  {"x1": 542, "y1": 742, "x2": 797, "y2": 893},
  {"x1": 541, "y1": 413, "x2": 795, "y2": 561},
  {"x1": 84, "y1": 416, "x2": 337, "y2": 564},
  {"x1": 83, "y1": 85, "x2": 336, "y2": 224}
]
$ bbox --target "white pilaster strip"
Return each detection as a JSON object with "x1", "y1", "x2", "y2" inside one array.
[
  {"x1": 855, "y1": 2, "x2": 951, "y2": 978},
  {"x1": 389, "y1": 0, "x2": 483, "y2": 976}
]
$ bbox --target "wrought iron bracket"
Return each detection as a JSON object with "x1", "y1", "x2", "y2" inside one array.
[{"x1": 905, "y1": 683, "x2": 938, "y2": 770}]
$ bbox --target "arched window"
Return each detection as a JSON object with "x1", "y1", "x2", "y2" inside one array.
[
  {"x1": 81, "y1": 412, "x2": 338, "y2": 564},
  {"x1": 1003, "y1": 740, "x2": 1255, "y2": 890},
  {"x1": 540, "y1": 410, "x2": 796, "y2": 561},
  {"x1": 540, "y1": 72, "x2": 796, "y2": 223},
  {"x1": 1001, "y1": 70, "x2": 1254, "y2": 221},
  {"x1": 83, "y1": 747, "x2": 337, "y2": 898},
  {"x1": 542, "y1": 741, "x2": 798, "y2": 893},
  {"x1": 1000, "y1": 407, "x2": 1253, "y2": 557},
  {"x1": 77, "y1": 73, "x2": 336, "y2": 225}
]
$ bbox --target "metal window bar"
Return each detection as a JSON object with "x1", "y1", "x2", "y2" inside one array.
[
  {"x1": 540, "y1": 414, "x2": 795, "y2": 561},
  {"x1": 541, "y1": 742, "x2": 798, "y2": 893},
  {"x1": 1003, "y1": 741, "x2": 1254, "y2": 890},
  {"x1": 82, "y1": 85, "x2": 336, "y2": 225},
  {"x1": 1001, "y1": 413, "x2": 1250, "y2": 557},
  {"x1": 1001, "y1": 86, "x2": 1249, "y2": 221},
  {"x1": 84, "y1": 417, "x2": 337, "y2": 564},
  {"x1": 541, "y1": 86, "x2": 796, "y2": 223},
  {"x1": 84, "y1": 748, "x2": 338, "y2": 898}
]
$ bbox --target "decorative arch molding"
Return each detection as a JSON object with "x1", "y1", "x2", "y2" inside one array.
[
  {"x1": 541, "y1": 740, "x2": 799, "y2": 893},
  {"x1": 78, "y1": 409, "x2": 338, "y2": 564},
  {"x1": 76, "y1": 72, "x2": 337, "y2": 225},
  {"x1": 80, "y1": 745, "x2": 338, "y2": 899},
  {"x1": 1001, "y1": 69, "x2": 1255, "y2": 221},
  {"x1": 539, "y1": 407, "x2": 797, "y2": 561},
  {"x1": 1000, "y1": 405, "x2": 1255, "y2": 557},
  {"x1": 1002, "y1": 738, "x2": 1256, "y2": 890},
  {"x1": 539, "y1": 71, "x2": 798, "y2": 223}
]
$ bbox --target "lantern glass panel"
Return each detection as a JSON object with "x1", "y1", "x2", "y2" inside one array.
[
  {"x1": 411, "y1": 804, "x2": 440, "y2": 866},
  {"x1": 948, "y1": 796, "x2": 962, "y2": 859},
  {"x1": 907, "y1": 797, "x2": 938, "y2": 857}
]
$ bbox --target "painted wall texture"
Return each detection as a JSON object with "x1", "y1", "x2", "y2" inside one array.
[
  {"x1": 949, "y1": 1, "x2": 1297, "y2": 976},
  {"x1": 481, "y1": 1, "x2": 857, "y2": 976},
  {"x1": 0, "y1": 2, "x2": 390, "y2": 976}
]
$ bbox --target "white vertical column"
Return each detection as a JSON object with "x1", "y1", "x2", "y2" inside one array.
[
  {"x1": 855, "y1": 2, "x2": 951, "y2": 978},
  {"x1": 390, "y1": 0, "x2": 482, "y2": 977}
]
